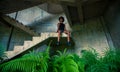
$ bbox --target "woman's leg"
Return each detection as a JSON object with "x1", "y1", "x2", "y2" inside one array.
[
  {"x1": 64, "y1": 30, "x2": 70, "y2": 42},
  {"x1": 57, "y1": 30, "x2": 61, "y2": 42}
]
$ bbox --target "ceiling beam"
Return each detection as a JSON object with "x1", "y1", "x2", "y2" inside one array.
[
  {"x1": 0, "y1": 0, "x2": 46, "y2": 14},
  {"x1": 60, "y1": 1, "x2": 76, "y2": 6},
  {"x1": 75, "y1": 0, "x2": 84, "y2": 24}
]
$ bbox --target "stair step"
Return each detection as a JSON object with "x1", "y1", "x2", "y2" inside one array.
[
  {"x1": 62, "y1": 33, "x2": 68, "y2": 37},
  {"x1": 49, "y1": 33, "x2": 57, "y2": 37},
  {"x1": 49, "y1": 33, "x2": 67, "y2": 37},
  {"x1": 41, "y1": 32, "x2": 49, "y2": 36},
  {"x1": 33, "y1": 36, "x2": 41, "y2": 41},
  {"x1": 4, "y1": 51, "x2": 15, "y2": 59},
  {"x1": 24, "y1": 41, "x2": 33, "y2": 48},
  {"x1": 3, "y1": 32, "x2": 68, "y2": 60},
  {"x1": 40, "y1": 33, "x2": 49, "y2": 39},
  {"x1": 32, "y1": 37, "x2": 42, "y2": 44},
  {"x1": 14, "y1": 46, "x2": 24, "y2": 52}
]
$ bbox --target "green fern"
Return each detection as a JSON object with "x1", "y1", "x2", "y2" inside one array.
[
  {"x1": 0, "y1": 52, "x2": 48, "y2": 72},
  {"x1": 51, "y1": 49, "x2": 79, "y2": 72},
  {"x1": 86, "y1": 62, "x2": 109, "y2": 72},
  {"x1": 81, "y1": 48, "x2": 120, "y2": 72},
  {"x1": 0, "y1": 41, "x2": 52, "y2": 72},
  {"x1": 73, "y1": 54, "x2": 85, "y2": 72},
  {"x1": 102, "y1": 49, "x2": 120, "y2": 72},
  {"x1": 1, "y1": 41, "x2": 120, "y2": 72},
  {"x1": 81, "y1": 49, "x2": 98, "y2": 68},
  {"x1": 80, "y1": 49, "x2": 108, "y2": 72}
]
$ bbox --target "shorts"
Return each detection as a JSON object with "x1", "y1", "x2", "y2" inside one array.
[
  {"x1": 60, "y1": 30, "x2": 64, "y2": 33},
  {"x1": 58, "y1": 30, "x2": 64, "y2": 33}
]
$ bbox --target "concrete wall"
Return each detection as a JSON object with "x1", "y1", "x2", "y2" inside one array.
[
  {"x1": 31, "y1": 13, "x2": 72, "y2": 33},
  {"x1": 8, "y1": 28, "x2": 32, "y2": 51},
  {"x1": 0, "y1": 25, "x2": 11, "y2": 51},
  {"x1": 0, "y1": 24, "x2": 32, "y2": 51},
  {"x1": 104, "y1": 0, "x2": 120, "y2": 48},
  {"x1": 1, "y1": 6, "x2": 72, "y2": 51}
]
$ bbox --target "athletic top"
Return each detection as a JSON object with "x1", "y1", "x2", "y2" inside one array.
[{"x1": 58, "y1": 23, "x2": 65, "y2": 31}]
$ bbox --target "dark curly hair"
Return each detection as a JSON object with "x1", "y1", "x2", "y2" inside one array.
[{"x1": 59, "y1": 16, "x2": 64, "y2": 22}]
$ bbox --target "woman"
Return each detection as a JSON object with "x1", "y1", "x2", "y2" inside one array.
[{"x1": 56, "y1": 16, "x2": 71, "y2": 46}]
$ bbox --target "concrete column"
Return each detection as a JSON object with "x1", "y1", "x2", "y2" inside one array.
[{"x1": 61, "y1": 4, "x2": 73, "y2": 26}]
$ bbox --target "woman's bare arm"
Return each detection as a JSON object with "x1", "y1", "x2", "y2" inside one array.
[
  {"x1": 64, "y1": 24, "x2": 67, "y2": 31},
  {"x1": 57, "y1": 23, "x2": 60, "y2": 29},
  {"x1": 57, "y1": 23, "x2": 60, "y2": 32}
]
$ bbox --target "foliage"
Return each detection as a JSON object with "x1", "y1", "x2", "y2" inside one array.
[
  {"x1": 81, "y1": 49, "x2": 99, "y2": 67},
  {"x1": 51, "y1": 49, "x2": 79, "y2": 72},
  {"x1": 101, "y1": 49, "x2": 120, "y2": 72},
  {"x1": 0, "y1": 41, "x2": 51, "y2": 72},
  {"x1": 0, "y1": 52, "x2": 48, "y2": 72},
  {"x1": 73, "y1": 54, "x2": 85, "y2": 72},
  {"x1": 0, "y1": 42, "x2": 120, "y2": 72},
  {"x1": 81, "y1": 48, "x2": 120, "y2": 72},
  {"x1": 86, "y1": 61, "x2": 109, "y2": 72}
]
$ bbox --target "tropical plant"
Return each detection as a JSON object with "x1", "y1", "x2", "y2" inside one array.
[
  {"x1": 102, "y1": 49, "x2": 120, "y2": 72},
  {"x1": 0, "y1": 41, "x2": 52, "y2": 72},
  {"x1": 80, "y1": 48, "x2": 120, "y2": 72},
  {"x1": 81, "y1": 49, "x2": 99, "y2": 71},
  {"x1": 86, "y1": 61, "x2": 109, "y2": 72},
  {"x1": 84, "y1": 51, "x2": 109, "y2": 72},
  {"x1": 0, "y1": 41, "x2": 120, "y2": 72},
  {"x1": 73, "y1": 54, "x2": 85, "y2": 72},
  {"x1": 51, "y1": 49, "x2": 79, "y2": 72}
]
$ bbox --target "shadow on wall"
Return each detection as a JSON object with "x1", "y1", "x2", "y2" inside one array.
[
  {"x1": 0, "y1": 25, "x2": 32, "y2": 51},
  {"x1": 104, "y1": 0, "x2": 120, "y2": 48}
]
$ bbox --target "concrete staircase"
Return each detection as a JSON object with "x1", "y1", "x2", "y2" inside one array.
[
  {"x1": 1, "y1": 15, "x2": 39, "y2": 36},
  {"x1": 4, "y1": 32, "x2": 67, "y2": 60}
]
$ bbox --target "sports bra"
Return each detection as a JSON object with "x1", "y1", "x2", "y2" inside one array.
[{"x1": 58, "y1": 23, "x2": 65, "y2": 30}]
